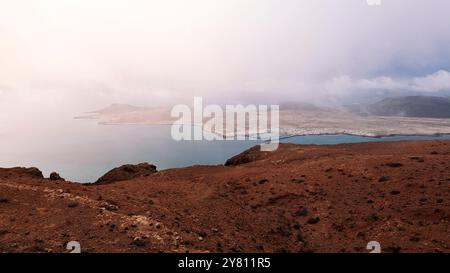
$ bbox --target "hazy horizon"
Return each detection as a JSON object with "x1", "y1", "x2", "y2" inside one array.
[{"x1": 1, "y1": 0, "x2": 450, "y2": 134}]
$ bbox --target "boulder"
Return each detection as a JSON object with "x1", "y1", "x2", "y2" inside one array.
[{"x1": 49, "y1": 172, "x2": 65, "y2": 181}]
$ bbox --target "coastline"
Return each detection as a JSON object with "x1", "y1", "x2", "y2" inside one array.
[{"x1": 86, "y1": 120, "x2": 450, "y2": 140}]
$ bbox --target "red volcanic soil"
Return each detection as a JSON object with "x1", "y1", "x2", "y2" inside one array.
[{"x1": 0, "y1": 140, "x2": 449, "y2": 253}]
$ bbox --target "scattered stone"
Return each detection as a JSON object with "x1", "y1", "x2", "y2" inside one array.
[
  {"x1": 291, "y1": 178, "x2": 304, "y2": 183},
  {"x1": 0, "y1": 197, "x2": 9, "y2": 203},
  {"x1": 386, "y1": 162, "x2": 403, "y2": 168},
  {"x1": 0, "y1": 229, "x2": 9, "y2": 236},
  {"x1": 294, "y1": 208, "x2": 308, "y2": 217},
  {"x1": 390, "y1": 190, "x2": 401, "y2": 195},
  {"x1": 102, "y1": 203, "x2": 118, "y2": 211},
  {"x1": 67, "y1": 201, "x2": 78, "y2": 208},
  {"x1": 385, "y1": 246, "x2": 402, "y2": 253},
  {"x1": 131, "y1": 237, "x2": 146, "y2": 247},
  {"x1": 378, "y1": 176, "x2": 390, "y2": 182},
  {"x1": 258, "y1": 179, "x2": 269, "y2": 185},
  {"x1": 367, "y1": 213, "x2": 379, "y2": 221},
  {"x1": 307, "y1": 217, "x2": 320, "y2": 224},
  {"x1": 410, "y1": 156, "x2": 425, "y2": 162}
]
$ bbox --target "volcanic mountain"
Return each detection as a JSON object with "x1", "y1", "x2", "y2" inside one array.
[{"x1": 349, "y1": 96, "x2": 450, "y2": 118}]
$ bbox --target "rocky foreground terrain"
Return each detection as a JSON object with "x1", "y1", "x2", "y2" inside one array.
[{"x1": 0, "y1": 140, "x2": 449, "y2": 253}]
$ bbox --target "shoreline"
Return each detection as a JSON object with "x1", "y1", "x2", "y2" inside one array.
[
  {"x1": 87, "y1": 121, "x2": 450, "y2": 140},
  {"x1": 279, "y1": 132, "x2": 450, "y2": 140}
]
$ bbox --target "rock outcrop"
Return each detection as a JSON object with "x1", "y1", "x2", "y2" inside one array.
[
  {"x1": 224, "y1": 145, "x2": 270, "y2": 166},
  {"x1": 0, "y1": 167, "x2": 43, "y2": 179},
  {"x1": 95, "y1": 163, "x2": 157, "y2": 184}
]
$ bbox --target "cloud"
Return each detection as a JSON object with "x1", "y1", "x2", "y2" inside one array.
[
  {"x1": 411, "y1": 70, "x2": 450, "y2": 92},
  {"x1": 323, "y1": 70, "x2": 450, "y2": 95},
  {"x1": 0, "y1": 0, "x2": 449, "y2": 109}
]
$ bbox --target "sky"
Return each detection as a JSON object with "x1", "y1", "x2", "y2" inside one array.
[{"x1": 1, "y1": 0, "x2": 450, "y2": 114}]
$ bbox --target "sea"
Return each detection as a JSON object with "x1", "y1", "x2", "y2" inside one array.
[{"x1": 2, "y1": 119, "x2": 450, "y2": 183}]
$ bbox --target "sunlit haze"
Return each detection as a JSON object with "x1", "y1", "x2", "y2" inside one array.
[{"x1": 1, "y1": 0, "x2": 450, "y2": 125}]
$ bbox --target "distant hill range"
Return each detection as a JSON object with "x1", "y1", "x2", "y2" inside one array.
[
  {"x1": 347, "y1": 96, "x2": 450, "y2": 118},
  {"x1": 91, "y1": 103, "x2": 148, "y2": 115},
  {"x1": 75, "y1": 103, "x2": 173, "y2": 124},
  {"x1": 279, "y1": 101, "x2": 323, "y2": 111}
]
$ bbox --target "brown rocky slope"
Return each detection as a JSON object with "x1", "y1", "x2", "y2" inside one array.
[{"x1": 0, "y1": 140, "x2": 449, "y2": 253}]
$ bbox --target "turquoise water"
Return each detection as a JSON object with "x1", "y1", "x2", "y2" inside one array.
[
  {"x1": 282, "y1": 133, "x2": 450, "y2": 145},
  {"x1": 2, "y1": 121, "x2": 450, "y2": 182}
]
